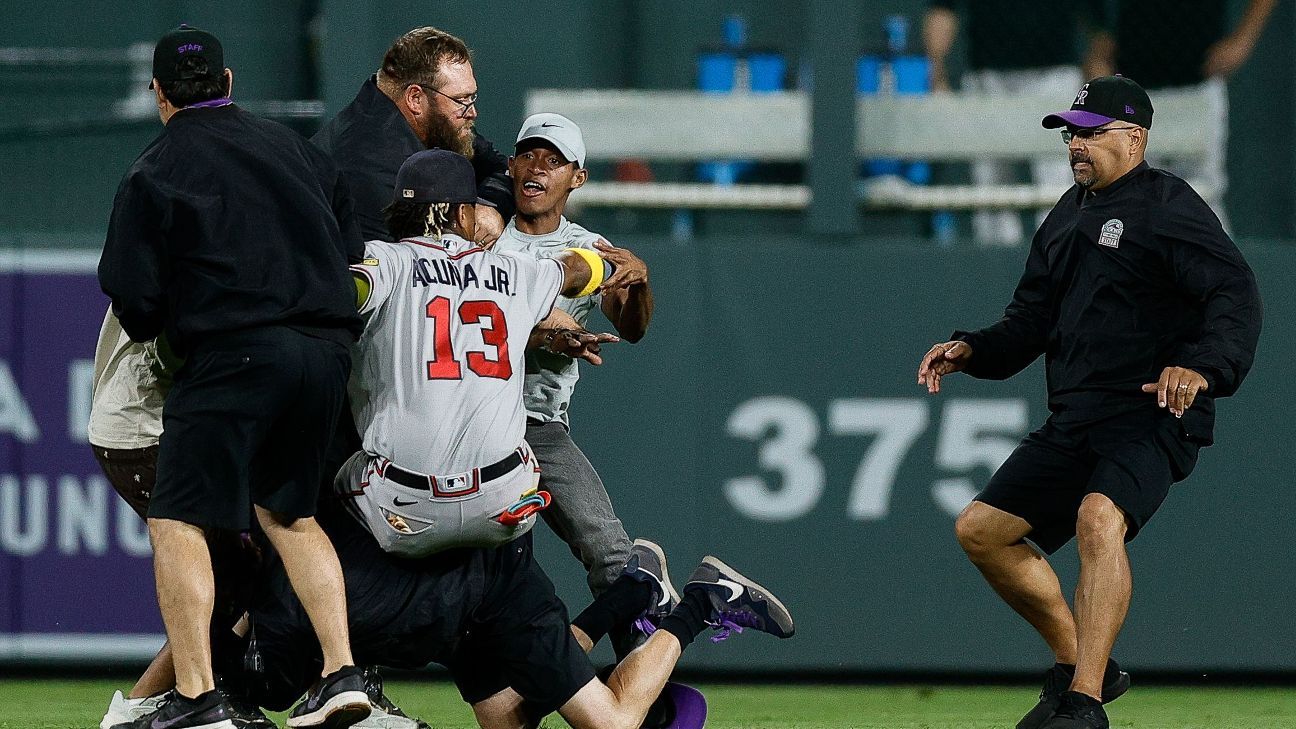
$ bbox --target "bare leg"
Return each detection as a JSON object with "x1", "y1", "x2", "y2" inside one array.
[
  {"x1": 1071, "y1": 493, "x2": 1131, "y2": 700},
  {"x1": 128, "y1": 642, "x2": 175, "y2": 698},
  {"x1": 955, "y1": 501, "x2": 1078, "y2": 663},
  {"x1": 472, "y1": 689, "x2": 534, "y2": 729},
  {"x1": 148, "y1": 518, "x2": 215, "y2": 698},
  {"x1": 557, "y1": 631, "x2": 683, "y2": 729},
  {"x1": 570, "y1": 625, "x2": 594, "y2": 653},
  {"x1": 255, "y1": 507, "x2": 354, "y2": 675}
]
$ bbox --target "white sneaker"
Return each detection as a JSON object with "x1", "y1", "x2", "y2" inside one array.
[
  {"x1": 100, "y1": 690, "x2": 165, "y2": 729},
  {"x1": 352, "y1": 703, "x2": 425, "y2": 729}
]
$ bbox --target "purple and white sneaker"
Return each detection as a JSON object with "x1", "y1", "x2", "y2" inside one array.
[
  {"x1": 622, "y1": 538, "x2": 681, "y2": 634},
  {"x1": 685, "y1": 556, "x2": 795, "y2": 641}
]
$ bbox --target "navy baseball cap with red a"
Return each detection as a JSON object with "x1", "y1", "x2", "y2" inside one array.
[
  {"x1": 1042, "y1": 75, "x2": 1154, "y2": 130},
  {"x1": 150, "y1": 24, "x2": 223, "y2": 88},
  {"x1": 394, "y1": 150, "x2": 490, "y2": 205}
]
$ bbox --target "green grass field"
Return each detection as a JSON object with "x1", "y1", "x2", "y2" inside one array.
[{"x1": 7, "y1": 680, "x2": 1296, "y2": 729}]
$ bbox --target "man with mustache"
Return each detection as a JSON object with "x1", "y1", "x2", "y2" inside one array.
[
  {"x1": 916, "y1": 76, "x2": 1262, "y2": 729},
  {"x1": 313, "y1": 26, "x2": 512, "y2": 247}
]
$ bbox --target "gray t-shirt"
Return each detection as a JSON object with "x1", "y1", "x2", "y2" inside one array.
[{"x1": 493, "y1": 217, "x2": 603, "y2": 426}]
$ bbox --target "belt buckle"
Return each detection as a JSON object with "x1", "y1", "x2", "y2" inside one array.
[{"x1": 432, "y1": 469, "x2": 479, "y2": 498}]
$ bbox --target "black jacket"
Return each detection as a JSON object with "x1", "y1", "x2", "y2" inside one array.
[
  {"x1": 99, "y1": 103, "x2": 364, "y2": 353},
  {"x1": 954, "y1": 162, "x2": 1262, "y2": 444},
  {"x1": 311, "y1": 77, "x2": 515, "y2": 242}
]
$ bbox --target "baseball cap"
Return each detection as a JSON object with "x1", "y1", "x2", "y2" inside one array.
[
  {"x1": 150, "y1": 24, "x2": 224, "y2": 89},
  {"x1": 515, "y1": 113, "x2": 586, "y2": 168},
  {"x1": 1042, "y1": 75, "x2": 1154, "y2": 130},
  {"x1": 394, "y1": 149, "x2": 488, "y2": 205}
]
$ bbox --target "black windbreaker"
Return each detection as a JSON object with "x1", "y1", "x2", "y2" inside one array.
[
  {"x1": 312, "y1": 77, "x2": 515, "y2": 242},
  {"x1": 954, "y1": 162, "x2": 1262, "y2": 444},
  {"x1": 99, "y1": 103, "x2": 363, "y2": 354}
]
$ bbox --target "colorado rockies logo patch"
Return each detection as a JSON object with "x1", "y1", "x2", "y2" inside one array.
[
  {"x1": 1099, "y1": 219, "x2": 1124, "y2": 248},
  {"x1": 1073, "y1": 85, "x2": 1089, "y2": 106}
]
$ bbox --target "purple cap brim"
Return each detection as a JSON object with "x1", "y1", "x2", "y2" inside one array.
[
  {"x1": 663, "y1": 682, "x2": 708, "y2": 729},
  {"x1": 1041, "y1": 110, "x2": 1116, "y2": 129}
]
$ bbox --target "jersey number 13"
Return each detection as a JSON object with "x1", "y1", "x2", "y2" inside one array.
[{"x1": 425, "y1": 296, "x2": 511, "y2": 380}]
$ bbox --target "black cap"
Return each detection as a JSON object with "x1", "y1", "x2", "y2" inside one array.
[
  {"x1": 1042, "y1": 75, "x2": 1153, "y2": 130},
  {"x1": 394, "y1": 150, "x2": 486, "y2": 205},
  {"x1": 150, "y1": 25, "x2": 223, "y2": 89}
]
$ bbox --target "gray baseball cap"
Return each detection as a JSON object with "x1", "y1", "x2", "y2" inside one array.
[{"x1": 515, "y1": 113, "x2": 586, "y2": 168}]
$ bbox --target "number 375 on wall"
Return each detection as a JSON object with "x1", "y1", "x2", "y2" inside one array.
[{"x1": 725, "y1": 397, "x2": 1029, "y2": 522}]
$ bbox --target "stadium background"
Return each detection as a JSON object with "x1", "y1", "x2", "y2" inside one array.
[{"x1": 2, "y1": 0, "x2": 1294, "y2": 685}]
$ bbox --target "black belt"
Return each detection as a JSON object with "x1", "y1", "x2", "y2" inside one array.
[{"x1": 381, "y1": 450, "x2": 524, "y2": 491}]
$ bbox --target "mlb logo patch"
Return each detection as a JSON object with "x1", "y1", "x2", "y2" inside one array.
[
  {"x1": 433, "y1": 471, "x2": 479, "y2": 498},
  {"x1": 1099, "y1": 219, "x2": 1124, "y2": 248}
]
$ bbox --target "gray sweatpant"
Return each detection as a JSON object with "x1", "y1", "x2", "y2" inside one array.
[{"x1": 527, "y1": 420, "x2": 633, "y2": 595}]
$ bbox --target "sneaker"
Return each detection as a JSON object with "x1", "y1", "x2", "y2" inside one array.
[
  {"x1": 357, "y1": 667, "x2": 429, "y2": 729},
  {"x1": 223, "y1": 693, "x2": 277, "y2": 729},
  {"x1": 1017, "y1": 661, "x2": 1130, "y2": 729},
  {"x1": 623, "y1": 539, "x2": 682, "y2": 632},
  {"x1": 101, "y1": 690, "x2": 166, "y2": 729},
  {"x1": 684, "y1": 556, "x2": 794, "y2": 641},
  {"x1": 1038, "y1": 691, "x2": 1109, "y2": 729},
  {"x1": 286, "y1": 666, "x2": 371, "y2": 729},
  {"x1": 111, "y1": 690, "x2": 235, "y2": 729}
]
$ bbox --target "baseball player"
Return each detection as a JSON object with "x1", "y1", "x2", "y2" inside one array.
[
  {"x1": 492, "y1": 113, "x2": 649, "y2": 602},
  {"x1": 245, "y1": 148, "x2": 793, "y2": 729}
]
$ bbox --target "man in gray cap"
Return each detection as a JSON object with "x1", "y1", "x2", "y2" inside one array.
[{"x1": 917, "y1": 75, "x2": 1261, "y2": 729}]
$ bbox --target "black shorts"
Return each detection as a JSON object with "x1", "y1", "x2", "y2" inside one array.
[
  {"x1": 92, "y1": 444, "x2": 159, "y2": 519},
  {"x1": 150, "y1": 327, "x2": 350, "y2": 531},
  {"x1": 977, "y1": 408, "x2": 1202, "y2": 554},
  {"x1": 249, "y1": 505, "x2": 595, "y2": 717}
]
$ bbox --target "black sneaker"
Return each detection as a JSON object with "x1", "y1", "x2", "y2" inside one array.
[
  {"x1": 286, "y1": 666, "x2": 371, "y2": 729},
  {"x1": 360, "y1": 667, "x2": 430, "y2": 729},
  {"x1": 223, "y1": 693, "x2": 277, "y2": 729},
  {"x1": 684, "y1": 556, "x2": 794, "y2": 640},
  {"x1": 1017, "y1": 661, "x2": 1130, "y2": 729},
  {"x1": 1039, "y1": 691, "x2": 1109, "y2": 729},
  {"x1": 114, "y1": 689, "x2": 234, "y2": 729}
]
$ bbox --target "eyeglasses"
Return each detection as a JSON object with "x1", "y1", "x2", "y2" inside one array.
[
  {"x1": 1061, "y1": 126, "x2": 1139, "y2": 144},
  {"x1": 415, "y1": 84, "x2": 478, "y2": 118}
]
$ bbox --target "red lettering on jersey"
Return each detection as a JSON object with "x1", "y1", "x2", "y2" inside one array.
[
  {"x1": 459, "y1": 300, "x2": 512, "y2": 379},
  {"x1": 423, "y1": 297, "x2": 512, "y2": 381},
  {"x1": 425, "y1": 296, "x2": 464, "y2": 380}
]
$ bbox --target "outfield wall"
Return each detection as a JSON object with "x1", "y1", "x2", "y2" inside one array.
[{"x1": 0, "y1": 238, "x2": 1290, "y2": 673}]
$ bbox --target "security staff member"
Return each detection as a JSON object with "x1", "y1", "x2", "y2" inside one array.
[
  {"x1": 312, "y1": 26, "x2": 513, "y2": 246},
  {"x1": 916, "y1": 76, "x2": 1262, "y2": 729},
  {"x1": 99, "y1": 25, "x2": 369, "y2": 729}
]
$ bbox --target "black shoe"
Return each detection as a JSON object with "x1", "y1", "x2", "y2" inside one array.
[
  {"x1": 223, "y1": 693, "x2": 277, "y2": 729},
  {"x1": 1039, "y1": 691, "x2": 1110, "y2": 729},
  {"x1": 286, "y1": 666, "x2": 370, "y2": 729},
  {"x1": 115, "y1": 690, "x2": 234, "y2": 729},
  {"x1": 360, "y1": 666, "x2": 430, "y2": 729},
  {"x1": 1017, "y1": 661, "x2": 1130, "y2": 729}
]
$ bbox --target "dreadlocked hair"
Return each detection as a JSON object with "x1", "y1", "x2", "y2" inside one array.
[{"x1": 383, "y1": 200, "x2": 463, "y2": 241}]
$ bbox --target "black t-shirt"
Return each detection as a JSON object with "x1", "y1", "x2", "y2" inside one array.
[
  {"x1": 1110, "y1": 0, "x2": 1228, "y2": 89},
  {"x1": 954, "y1": 162, "x2": 1262, "y2": 444},
  {"x1": 931, "y1": 0, "x2": 1103, "y2": 71}
]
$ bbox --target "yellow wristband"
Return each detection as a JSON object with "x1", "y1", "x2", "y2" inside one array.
[{"x1": 566, "y1": 247, "x2": 607, "y2": 297}]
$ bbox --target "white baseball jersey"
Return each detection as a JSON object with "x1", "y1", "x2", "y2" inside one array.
[
  {"x1": 343, "y1": 233, "x2": 563, "y2": 556},
  {"x1": 88, "y1": 307, "x2": 166, "y2": 450},
  {"x1": 493, "y1": 217, "x2": 603, "y2": 426}
]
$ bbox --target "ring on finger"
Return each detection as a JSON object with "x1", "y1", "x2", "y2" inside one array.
[{"x1": 1177, "y1": 384, "x2": 1190, "y2": 390}]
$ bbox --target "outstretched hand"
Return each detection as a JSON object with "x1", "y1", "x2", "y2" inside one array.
[
  {"x1": 917, "y1": 341, "x2": 973, "y2": 394},
  {"x1": 593, "y1": 239, "x2": 648, "y2": 291},
  {"x1": 1141, "y1": 366, "x2": 1209, "y2": 418},
  {"x1": 547, "y1": 328, "x2": 621, "y2": 366}
]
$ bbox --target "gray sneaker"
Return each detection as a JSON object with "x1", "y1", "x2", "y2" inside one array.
[
  {"x1": 685, "y1": 556, "x2": 794, "y2": 641},
  {"x1": 623, "y1": 539, "x2": 682, "y2": 629}
]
